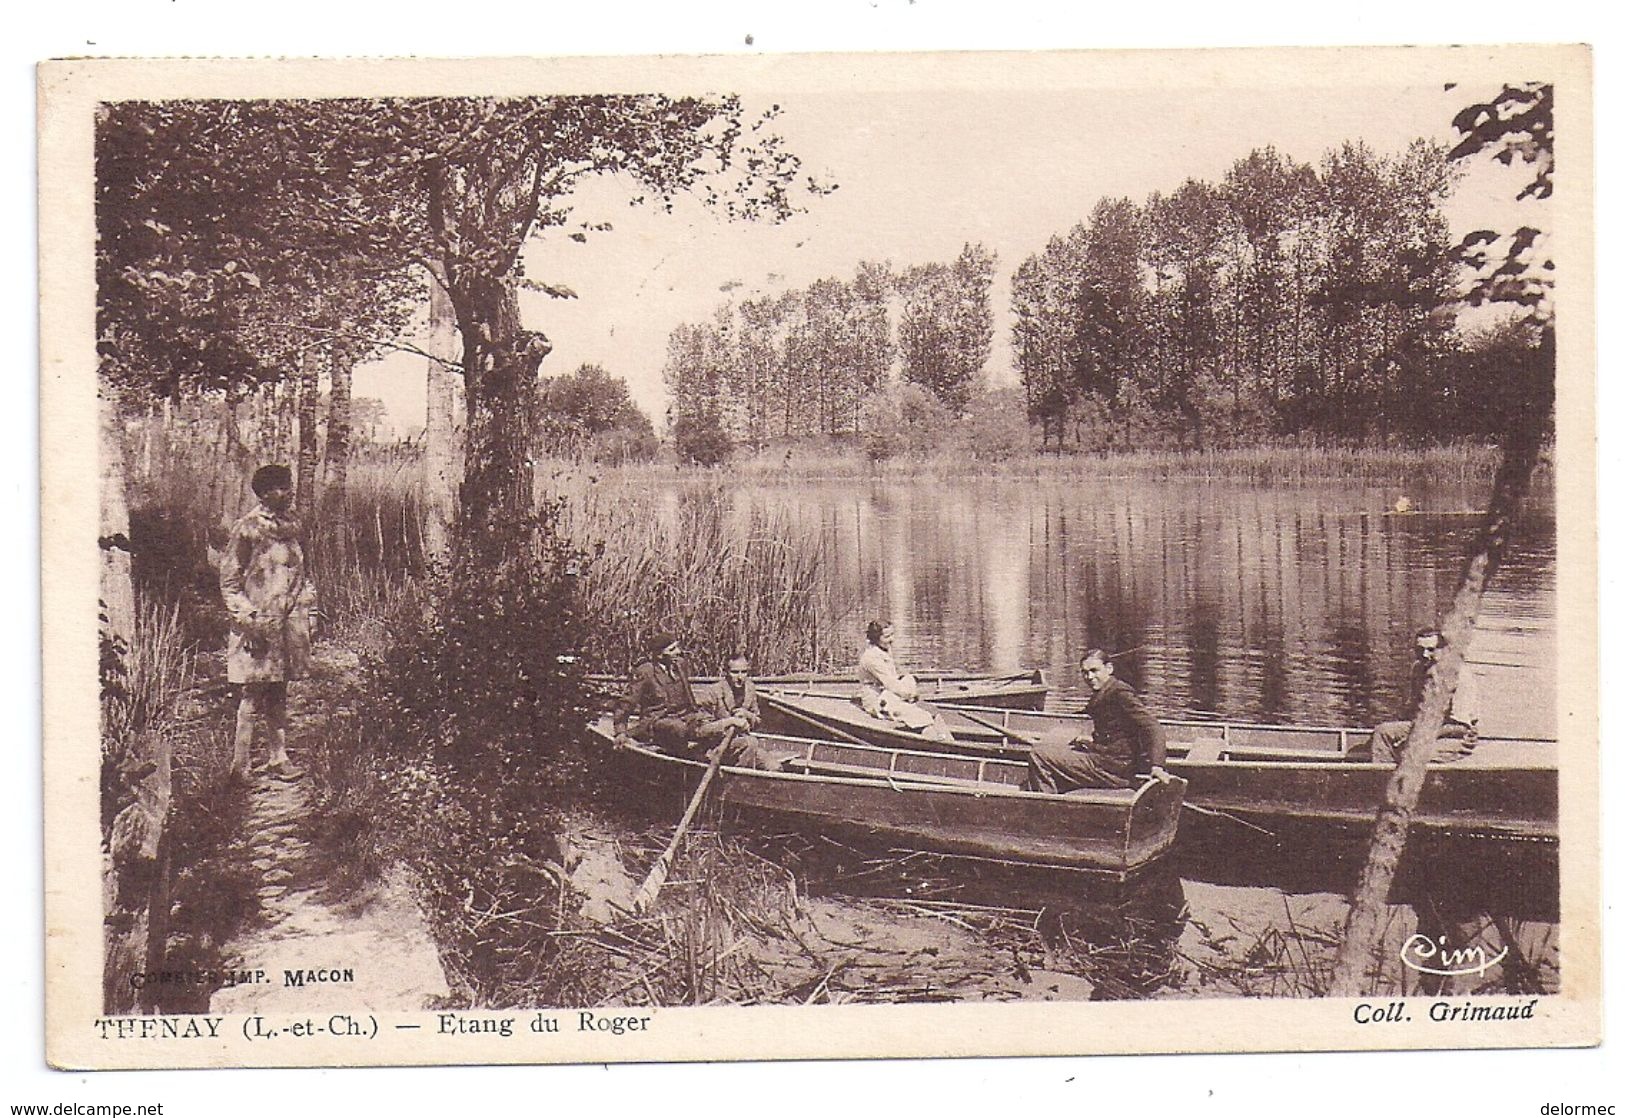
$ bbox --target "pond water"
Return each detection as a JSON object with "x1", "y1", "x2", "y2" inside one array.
[
  {"x1": 616, "y1": 472, "x2": 1561, "y2": 999},
  {"x1": 733, "y1": 475, "x2": 1557, "y2": 738}
]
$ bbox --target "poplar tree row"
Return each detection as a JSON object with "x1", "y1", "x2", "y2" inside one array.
[
  {"x1": 663, "y1": 244, "x2": 996, "y2": 450},
  {"x1": 1012, "y1": 141, "x2": 1476, "y2": 447}
]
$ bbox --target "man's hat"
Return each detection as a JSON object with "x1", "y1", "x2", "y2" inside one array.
[{"x1": 646, "y1": 629, "x2": 678, "y2": 655}]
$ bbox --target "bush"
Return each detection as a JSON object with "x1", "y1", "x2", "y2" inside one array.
[
  {"x1": 351, "y1": 502, "x2": 610, "y2": 1003},
  {"x1": 672, "y1": 408, "x2": 733, "y2": 467},
  {"x1": 859, "y1": 382, "x2": 953, "y2": 461},
  {"x1": 369, "y1": 504, "x2": 594, "y2": 769},
  {"x1": 955, "y1": 388, "x2": 1038, "y2": 462}
]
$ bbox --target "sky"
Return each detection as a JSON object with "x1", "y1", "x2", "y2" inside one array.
[{"x1": 357, "y1": 73, "x2": 1548, "y2": 433}]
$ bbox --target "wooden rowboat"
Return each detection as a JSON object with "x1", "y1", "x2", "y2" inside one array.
[
  {"x1": 591, "y1": 669, "x2": 1049, "y2": 711},
  {"x1": 756, "y1": 668, "x2": 1049, "y2": 711},
  {"x1": 757, "y1": 692, "x2": 1557, "y2": 843},
  {"x1": 588, "y1": 716, "x2": 1186, "y2": 877}
]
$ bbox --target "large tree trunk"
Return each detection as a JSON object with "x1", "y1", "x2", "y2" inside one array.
[
  {"x1": 325, "y1": 336, "x2": 353, "y2": 493},
  {"x1": 223, "y1": 384, "x2": 252, "y2": 475},
  {"x1": 100, "y1": 385, "x2": 172, "y2": 1014},
  {"x1": 1330, "y1": 328, "x2": 1553, "y2": 995},
  {"x1": 423, "y1": 270, "x2": 459, "y2": 565},
  {"x1": 446, "y1": 268, "x2": 550, "y2": 557},
  {"x1": 296, "y1": 343, "x2": 321, "y2": 529},
  {"x1": 274, "y1": 380, "x2": 295, "y2": 460}
]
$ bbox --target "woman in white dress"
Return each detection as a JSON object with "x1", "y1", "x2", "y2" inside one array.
[{"x1": 855, "y1": 620, "x2": 954, "y2": 742}]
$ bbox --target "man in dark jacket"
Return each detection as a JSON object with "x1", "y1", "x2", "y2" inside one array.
[
  {"x1": 613, "y1": 631, "x2": 706, "y2": 753},
  {"x1": 1026, "y1": 649, "x2": 1171, "y2": 792},
  {"x1": 1355, "y1": 627, "x2": 1480, "y2": 763}
]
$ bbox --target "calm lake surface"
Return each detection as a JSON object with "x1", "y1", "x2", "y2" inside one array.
[
  {"x1": 733, "y1": 475, "x2": 1558, "y2": 739},
  {"x1": 621, "y1": 472, "x2": 1561, "y2": 997}
]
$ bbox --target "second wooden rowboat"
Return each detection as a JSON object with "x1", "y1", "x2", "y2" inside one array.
[
  {"x1": 590, "y1": 669, "x2": 1049, "y2": 711},
  {"x1": 757, "y1": 692, "x2": 1557, "y2": 843},
  {"x1": 756, "y1": 668, "x2": 1049, "y2": 711}
]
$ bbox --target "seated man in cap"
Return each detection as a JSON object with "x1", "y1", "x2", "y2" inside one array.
[
  {"x1": 1025, "y1": 648, "x2": 1172, "y2": 793},
  {"x1": 1355, "y1": 627, "x2": 1480, "y2": 764},
  {"x1": 613, "y1": 634, "x2": 773, "y2": 767}
]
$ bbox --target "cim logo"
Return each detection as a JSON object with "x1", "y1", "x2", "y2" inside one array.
[{"x1": 1400, "y1": 934, "x2": 1509, "y2": 978}]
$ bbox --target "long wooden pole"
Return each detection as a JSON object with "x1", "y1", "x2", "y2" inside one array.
[
  {"x1": 946, "y1": 706, "x2": 1043, "y2": 750},
  {"x1": 633, "y1": 728, "x2": 736, "y2": 914},
  {"x1": 1329, "y1": 403, "x2": 1546, "y2": 995}
]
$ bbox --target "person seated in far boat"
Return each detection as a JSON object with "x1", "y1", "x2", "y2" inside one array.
[
  {"x1": 1025, "y1": 648, "x2": 1173, "y2": 793},
  {"x1": 856, "y1": 620, "x2": 955, "y2": 743},
  {"x1": 1354, "y1": 627, "x2": 1480, "y2": 764},
  {"x1": 693, "y1": 651, "x2": 789, "y2": 770}
]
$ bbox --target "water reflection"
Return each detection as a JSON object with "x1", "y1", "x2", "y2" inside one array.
[
  {"x1": 601, "y1": 476, "x2": 1560, "y2": 1000},
  {"x1": 737, "y1": 478, "x2": 1557, "y2": 738}
]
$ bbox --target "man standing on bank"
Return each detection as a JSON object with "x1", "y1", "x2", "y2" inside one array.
[
  {"x1": 1026, "y1": 648, "x2": 1172, "y2": 792},
  {"x1": 1359, "y1": 627, "x2": 1480, "y2": 764},
  {"x1": 220, "y1": 464, "x2": 318, "y2": 783}
]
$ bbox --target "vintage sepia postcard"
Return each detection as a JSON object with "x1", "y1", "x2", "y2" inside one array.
[{"x1": 40, "y1": 44, "x2": 1598, "y2": 1070}]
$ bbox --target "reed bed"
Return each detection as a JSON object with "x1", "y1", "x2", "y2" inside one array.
[
  {"x1": 709, "y1": 441, "x2": 1529, "y2": 487},
  {"x1": 126, "y1": 402, "x2": 848, "y2": 675},
  {"x1": 557, "y1": 483, "x2": 851, "y2": 674},
  {"x1": 308, "y1": 473, "x2": 429, "y2": 637},
  {"x1": 102, "y1": 595, "x2": 197, "y2": 755},
  {"x1": 101, "y1": 591, "x2": 200, "y2": 862},
  {"x1": 111, "y1": 641, "x2": 261, "y2": 1013}
]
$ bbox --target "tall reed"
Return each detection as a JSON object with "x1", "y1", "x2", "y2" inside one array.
[
  {"x1": 558, "y1": 485, "x2": 850, "y2": 674},
  {"x1": 126, "y1": 409, "x2": 430, "y2": 646},
  {"x1": 103, "y1": 594, "x2": 197, "y2": 752},
  {"x1": 710, "y1": 440, "x2": 1531, "y2": 487},
  {"x1": 309, "y1": 463, "x2": 429, "y2": 637}
]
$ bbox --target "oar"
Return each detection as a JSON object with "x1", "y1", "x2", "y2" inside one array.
[
  {"x1": 632, "y1": 727, "x2": 736, "y2": 914},
  {"x1": 759, "y1": 695, "x2": 883, "y2": 749},
  {"x1": 944, "y1": 706, "x2": 1045, "y2": 751},
  {"x1": 1181, "y1": 801, "x2": 1276, "y2": 837}
]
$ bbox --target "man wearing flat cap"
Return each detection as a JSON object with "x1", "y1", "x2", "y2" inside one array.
[{"x1": 614, "y1": 631, "x2": 707, "y2": 754}]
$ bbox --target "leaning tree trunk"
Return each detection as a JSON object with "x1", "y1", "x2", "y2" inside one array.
[
  {"x1": 423, "y1": 270, "x2": 460, "y2": 565},
  {"x1": 1330, "y1": 329, "x2": 1553, "y2": 995},
  {"x1": 446, "y1": 268, "x2": 551, "y2": 560}
]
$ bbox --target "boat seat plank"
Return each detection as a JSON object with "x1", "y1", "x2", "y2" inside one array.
[
  {"x1": 781, "y1": 756, "x2": 1008, "y2": 789},
  {"x1": 1168, "y1": 744, "x2": 1355, "y2": 763}
]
